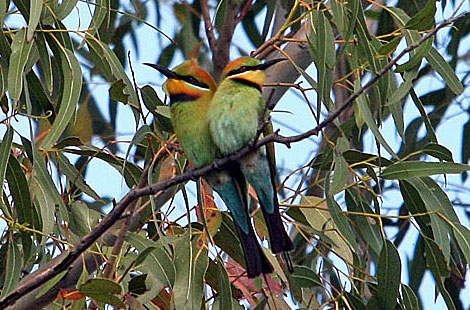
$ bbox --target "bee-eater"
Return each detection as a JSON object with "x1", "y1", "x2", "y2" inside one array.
[
  {"x1": 145, "y1": 60, "x2": 274, "y2": 278},
  {"x1": 207, "y1": 57, "x2": 294, "y2": 256}
]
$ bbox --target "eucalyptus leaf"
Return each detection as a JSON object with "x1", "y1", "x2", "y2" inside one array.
[{"x1": 381, "y1": 161, "x2": 470, "y2": 179}]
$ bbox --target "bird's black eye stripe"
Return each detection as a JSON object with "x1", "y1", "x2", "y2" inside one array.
[
  {"x1": 178, "y1": 75, "x2": 210, "y2": 89},
  {"x1": 169, "y1": 93, "x2": 201, "y2": 105},
  {"x1": 226, "y1": 65, "x2": 250, "y2": 77}
]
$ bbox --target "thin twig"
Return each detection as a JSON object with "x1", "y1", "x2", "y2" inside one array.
[
  {"x1": 212, "y1": 0, "x2": 241, "y2": 80},
  {"x1": 201, "y1": 0, "x2": 216, "y2": 52}
]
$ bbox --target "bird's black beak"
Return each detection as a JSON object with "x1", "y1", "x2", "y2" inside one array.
[
  {"x1": 253, "y1": 58, "x2": 287, "y2": 71},
  {"x1": 144, "y1": 63, "x2": 179, "y2": 79}
]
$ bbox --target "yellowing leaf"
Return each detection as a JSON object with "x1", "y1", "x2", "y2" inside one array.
[
  {"x1": 69, "y1": 101, "x2": 93, "y2": 143},
  {"x1": 299, "y1": 196, "x2": 353, "y2": 263}
]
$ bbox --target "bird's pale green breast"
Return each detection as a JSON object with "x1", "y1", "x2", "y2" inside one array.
[
  {"x1": 207, "y1": 79, "x2": 264, "y2": 155},
  {"x1": 171, "y1": 98, "x2": 217, "y2": 168}
]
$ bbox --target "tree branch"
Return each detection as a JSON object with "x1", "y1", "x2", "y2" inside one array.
[
  {"x1": 1, "y1": 11, "x2": 467, "y2": 310},
  {"x1": 201, "y1": 0, "x2": 216, "y2": 52},
  {"x1": 212, "y1": 0, "x2": 240, "y2": 80},
  {"x1": 262, "y1": 21, "x2": 312, "y2": 105}
]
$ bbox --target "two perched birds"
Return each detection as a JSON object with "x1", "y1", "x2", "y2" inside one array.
[{"x1": 145, "y1": 57, "x2": 294, "y2": 278}]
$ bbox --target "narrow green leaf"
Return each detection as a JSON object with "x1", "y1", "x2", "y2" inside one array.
[
  {"x1": 79, "y1": 278, "x2": 122, "y2": 295},
  {"x1": 424, "y1": 238, "x2": 449, "y2": 277},
  {"x1": 86, "y1": 38, "x2": 139, "y2": 107},
  {"x1": 345, "y1": 190, "x2": 383, "y2": 256},
  {"x1": 452, "y1": 223, "x2": 470, "y2": 264},
  {"x1": 40, "y1": 48, "x2": 82, "y2": 150},
  {"x1": 386, "y1": 78, "x2": 409, "y2": 140},
  {"x1": 141, "y1": 85, "x2": 163, "y2": 113},
  {"x1": 291, "y1": 266, "x2": 322, "y2": 288},
  {"x1": 387, "y1": 80, "x2": 413, "y2": 105},
  {"x1": 377, "y1": 240, "x2": 401, "y2": 310},
  {"x1": 409, "y1": 88, "x2": 437, "y2": 142},
  {"x1": 141, "y1": 85, "x2": 173, "y2": 132},
  {"x1": 69, "y1": 101, "x2": 93, "y2": 143},
  {"x1": 36, "y1": 270, "x2": 67, "y2": 298},
  {"x1": 395, "y1": 36, "x2": 432, "y2": 73},
  {"x1": 27, "y1": 0, "x2": 43, "y2": 41},
  {"x1": 330, "y1": 0, "x2": 346, "y2": 34},
  {"x1": 125, "y1": 233, "x2": 175, "y2": 288},
  {"x1": 329, "y1": 137, "x2": 349, "y2": 195},
  {"x1": 426, "y1": 47, "x2": 464, "y2": 95},
  {"x1": 32, "y1": 146, "x2": 68, "y2": 224},
  {"x1": 42, "y1": 0, "x2": 78, "y2": 24},
  {"x1": 405, "y1": 178, "x2": 452, "y2": 259},
  {"x1": 420, "y1": 177, "x2": 459, "y2": 223},
  {"x1": 78, "y1": 276, "x2": 124, "y2": 306},
  {"x1": 399, "y1": 181, "x2": 430, "y2": 225},
  {"x1": 381, "y1": 161, "x2": 470, "y2": 179},
  {"x1": 261, "y1": 1, "x2": 275, "y2": 41},
  {"x1": 401, "y1": 285, "x2": 420, "y2": 310},
  {"x1": 422, "y1": 143, "x2": 454, "y2": 162},
  {"x1": 6, "y1": 154, "x2": 34, "y2": 226},
  {"x1": 128, "y1": 274, "x2": 147, "y2": 296},
  {"x1": 342, "y1": 150, "x2": 392, "y2": 167},
  {"x1": 213, "y1": 213, "x2": 246, "y2": 268},
  {"x1": 308, "y1": 10, "x2": 335, "y2": 120},
  {"x1": 8, "y1": 28, "x2": 34, "y2": 104},
  {"x1": 109, "y1": 79, "x2": 130, "y2": 103},
  {"x1": 63, "y1": 146, "x2": 142, "y2": 187},
  {"x1": 388, "y1": 7, "x2": 463, "y2": 95},
  {"x1": 56, "y1": 154, "x2": 100, "y2": 200},
  {"x1": 331, "y1": 0, "x2": 360, "y2": 59},
  {"x1": 0, "y1": 126, "x2": 13, "y2": 216},
  {"x1": 404, "y1": 0, "x2": 436, "y2": 30},
  {"x1": 354, "y1": 11, "x2": 390, "y2": 109},
  {"x1": 173, "y1": 235, "x2": 209, "y2": 310},
  {"x1": 344, "y1": 0, "x2": 360, "y2": 45},
  {"x1": 0, "y1": 57, "x2": 7, "y2": 98},
  {"x1": 408, "y1": 236, "x2": 426, "y2": 292},
  {"x1": 79, "y1": 278, "x2": 125, "y2": 308},
  {"x1": 326, "y1": 198, "x2": 360, "y2": 253},
  {"x1": 462, "y1": 120, "x2": 470, "y2": 167},
  {"x1": 35, "y1": 31, "x2": 53, "y2": 94},
  {"x1": 0, "y1": 0, "x2": 7, "y2": 25},
  {"x1": 354, "y1": 79, "x2": 398, "y2": 159},
  {"x1": 287, "y1": 57, "x2": 318, "y2": 90},
  {"x1": 423, "y1": 238, "x2": 456, "y2": 310},
  {"x1": 344, "y1": 292, "x2": 367, "y2": 310},
  {"x1": 86, "y1": 293, "x2": 125, "y2": 308},
  {"x1": 31, "y1": 175, "x2": 57, "y2": 237},
  {"x1": 69, "y1": 201, "x2": 101, "y2": 238},
  {"x1": 388, "y1": 8, "x2": 423, "y2": 79},
  {"x1": 214, "y1": 257, "x2": 232, "y2": 310},
  {"x1": 434, "y1": 278, "x2": 457, "y2": 310},
  {"x1": 242, "y1": 15, "x2": 263, "y2": 47},
  {"x1": 0, "y1": 27, "x2": 11, "y2": 59},
  {"x1": 0, "y1": 241, "x2": 21, "y2": 298},
  {"x1": 78, "y1": 0, "x2": 108, "y2": 48},
  {"x1": 378, "y1": 37, "x2": 401, "y2": 55},
  {"x1": 124, "y1": 125, "x2": 151, "y2": 165}
]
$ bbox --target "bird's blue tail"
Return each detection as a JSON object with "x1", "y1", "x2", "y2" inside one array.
[{"x1": 206, "y1": 166, "x2": 274, "y2": 278}]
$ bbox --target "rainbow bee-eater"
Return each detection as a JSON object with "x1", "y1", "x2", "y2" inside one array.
[
  {"x1": 145, "y1": 60, "x2": 274, "y2": 278},
  {"x1": 207, "y1": 56, "x2": 294, "y2": 257}
]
